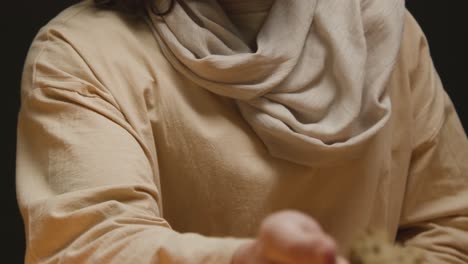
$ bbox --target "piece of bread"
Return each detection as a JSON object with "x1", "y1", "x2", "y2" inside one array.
[{"x1": 349, "y1": 231, "x2": 424, "y2": 264}]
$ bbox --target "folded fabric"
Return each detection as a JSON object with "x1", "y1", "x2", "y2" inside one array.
[{"x1": 148, "y1": 0, "x2": 405, "y2": 166}]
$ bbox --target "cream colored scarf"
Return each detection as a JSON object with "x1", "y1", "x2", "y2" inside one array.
[{"x1": 147, "y1": 0, "x2": 405, "y2": 166}]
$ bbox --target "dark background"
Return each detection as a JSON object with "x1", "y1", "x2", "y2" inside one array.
[{"x1": 3, "y1": 1, "x2": 467, "y2": 263}]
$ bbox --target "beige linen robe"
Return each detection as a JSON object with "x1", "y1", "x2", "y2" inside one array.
[{"x1": 16, "y1": 1, "x2": 468, "y2": 263}]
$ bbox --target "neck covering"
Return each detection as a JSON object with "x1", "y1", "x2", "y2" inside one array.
[
  {"x1": 146, "y1": 0, "x2": 405, "y2": 167},
  {"x1": 217, "y1": 0, "x2": 273, "y2": 46}
]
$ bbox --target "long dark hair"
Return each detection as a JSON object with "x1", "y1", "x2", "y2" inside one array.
[{"x1": 93, "y1": 0, "x2": 175, "y2": 15}]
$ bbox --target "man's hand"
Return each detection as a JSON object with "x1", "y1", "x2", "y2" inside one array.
[{"x1": 232, "y1": 210, "x2": 349, "y2": 264}]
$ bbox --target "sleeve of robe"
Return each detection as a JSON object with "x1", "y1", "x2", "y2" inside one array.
[
  {"x1": 15, "y1": 24, "x2": 249, "y2": 264},
  {"x1": 396, "y1": 12, "x2": 468, "y2": 263}
]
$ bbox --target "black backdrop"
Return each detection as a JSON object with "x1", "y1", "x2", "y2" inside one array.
[{"x1": 3, "y1": 1, "x2": 467, "y2": 263}]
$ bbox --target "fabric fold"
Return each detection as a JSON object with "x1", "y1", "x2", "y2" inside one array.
[{"x1": 147, "y1": 0, "x2": 406, "y2": 166}]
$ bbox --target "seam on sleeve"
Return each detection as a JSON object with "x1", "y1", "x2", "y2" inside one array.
[
  {"x1": 30, "y1": 34, "x2": 51, "y2": 98},
  {"x1": 30, "y1": 3, "x2": 93, "y2": 92},
  {"x1": 34, "y1": 79, "x2": 102, "y2": 99},
  {"x1": 29, "y1": 9, "x2": 123, "y2": 114}
]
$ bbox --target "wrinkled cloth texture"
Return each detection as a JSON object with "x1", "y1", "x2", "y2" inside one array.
[
  {"x1": 149, "y1": 0, "x2": 405, "y2": 166},
  {"x1": 16, "y1": 0, "x2": 468, "y2": 263}
]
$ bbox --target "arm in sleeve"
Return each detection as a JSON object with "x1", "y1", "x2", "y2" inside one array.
[
  {"x1": 16, "y1": 28, "x2": 249, "y2": 264},
  {"x1": 396, "y1": 12, "x2": 468, "y2": 263}
]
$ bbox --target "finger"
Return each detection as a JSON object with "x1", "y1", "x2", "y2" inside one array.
[
  {"x1": 258, "y1": 210, "x2": 337, "y2": 264},
  {"x1": 259, "y1": 213, "x2": 326, "y2": 251},
  {"x1": 263, "y1": 232, "x2": 337, "y2": 264},
  {"x1": 261, "y1": 210, "x2": 323, "y2": 235}
]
